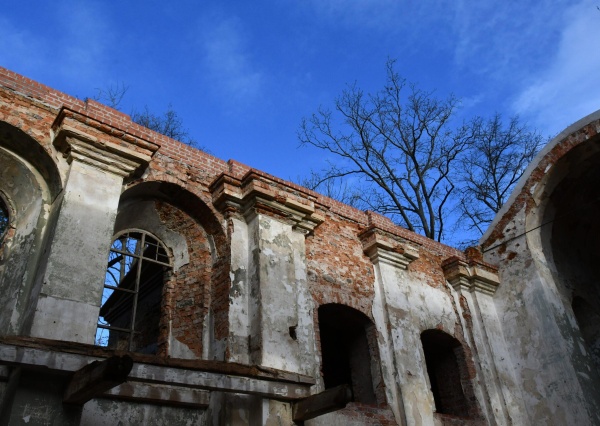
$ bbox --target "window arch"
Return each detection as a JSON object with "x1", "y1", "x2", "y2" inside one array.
[
  {"x1": 318, "y1": 303, "x2": 379, "y2": 404},
  {"x1": 96, "y1": 230, "x2": 171, "y2": 354},
  {"x1": 421, "y1": 329, "x2": 472, "y2": 417}
]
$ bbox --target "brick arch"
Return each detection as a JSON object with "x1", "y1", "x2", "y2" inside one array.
[
  {"x1": 420, "y1": 328, "x2": 481, "y2": 420},
  {"x1": 313, "y1": 290, "x2": 374, "y2": 320},
  {"x1": 523, "y1": 120, "x2": 600, "y2": 378},
  {"x1": 116, "y1": 182, "x2": 230, "y2": 360},
  {"x1": 0, "y1": 120, "x2": 62, "y2": 199},
  {"x1": 314, "y1": 302, "x2": 387, "y2": 408},
  {"x1": 0, "y1": 121, "x2": 62, "y2": 335},
  {"x1": 120, "y1": 181, "x2": 225, "y2": 250},
  {"x1": 531, "y1": 135, "x2": 600, "y2": 282},
  {"x1": 483, "y1": 111, "x2": 600, "y2": 251}
]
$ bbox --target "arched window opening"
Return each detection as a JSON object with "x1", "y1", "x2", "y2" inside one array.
[
  {"x1": 0, "y1": 196, "x2": 8, "y2": 245},
  {"x1": 421, "y1": 330, "x2": 470, "y2": 417},
  {"x1": 572, "y1": 297, "x2": 600, "y2": 369},
  {"x1": 96, "y1": 230, "x2": 171, "y2": 354},
  {"x1": 318, "y1": 304, "x2": 377, "y2": 404},
  {"x1": 543, "y1": 145, "x2": 600, "y2": 371}
]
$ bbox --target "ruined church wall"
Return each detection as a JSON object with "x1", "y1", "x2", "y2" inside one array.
[
  {"x1": 0, "y1": 67, "x2": 532, "y2": 425},
  {"x1": 482, "y1": 111, "x2": 600, "y2": 425}
]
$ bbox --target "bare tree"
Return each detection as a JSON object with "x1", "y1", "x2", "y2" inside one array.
[
  {"x1": 300, "y1": 171, "x2": 363, "y2": 208},
  {"x1": 93, "y1": 83, "x2": 204, "y2": 150},
  {"x1": 131, "y1": 105, "x2": 197, "y2": 147},
  {"x1": 458, "y1": 114, "x2": 544, "y2": 235},
  {"x1": 93, "y1": 82, "x2": 129, "y2": 110},
  {"x1": 299, "y1": 60, "x2": 473, "y2": 241}
]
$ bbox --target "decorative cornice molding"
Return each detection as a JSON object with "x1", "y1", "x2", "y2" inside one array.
[
  {"x1": 442, "y1": 256, "x2": 500, "y2": 295},
  {"x1": 358, "y1": 227, "x2": 419, "y2": 269},
  {"x1": 210, "y1": 172, "x2": 325, "y2": 234},
  {"x1": 53, "y1": 112, "x2": 157, "y2": 179}
]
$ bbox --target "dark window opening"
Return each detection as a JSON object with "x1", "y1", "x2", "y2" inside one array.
[
  {"x1": 289, "y1": 325, "x2": 297, "y2": 341},
  {"x1": 572, "y1": 296, "x2": 600, "y2": 369},
  {"x1": 96, "y1": 230, "x2": 171, "y2": 354},
  {"x1": 0, "y1": 197, "x2": 8, "y2": 244},
  {"x1": 318, "y1": 304, "x2": 377, "y2": 404},
  {"x1": 421, "y1": 330, "x2": 469, "y2": 417}
]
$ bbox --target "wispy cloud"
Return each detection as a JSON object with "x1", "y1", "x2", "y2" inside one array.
[
  {"x1": 0, "y1": 1, "x2": 113, "y2": 92},
  {"x1": 56, "y1": 1, "x2": 113, "y2": 84},
  {"x1": 512, "y1": 0, "x2": 600, "y2": 134},
  {"x1": 0, "y1": 18, "x2": 46, "y2": 73},
  {"x1": 300, "y1": 0, "x2": 572, "y2": 81},
  {"x1": 197, "y1": 16, "x2": 263, "y2": 105},
  {"x1": 449, "y1": 0, "x2": 571, "y2": 77}
]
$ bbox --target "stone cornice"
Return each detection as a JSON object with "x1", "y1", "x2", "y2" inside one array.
[
  {"x1": 442, "y1": 255, "x2": 500, "y2": 295},
  {"x1": 210, "y1": 172, "x2": 325, "y2": 234},
  {"x1": 52, "y1": 110, "x2": 158, "y2": 178},
  {"x1": 52, "y1": 107, "x2": 161, "y2": 152},
  {"x1": 358, "y1": 227, "x2": 419, "y2": 269}
]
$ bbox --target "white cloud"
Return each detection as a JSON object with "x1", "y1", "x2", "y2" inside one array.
[
  {"x1": 449, "y1": 0, "x2": 571, "y2": 77},
  {"x1": 512, "y1": 0, "x2": 600, "y2": 135},
  {"x1": 300, "y1": 0, "x2": 573, "y2": 81},
  {"x1": 0, "y1": 1, "x2": 113, "y2": 91},
  {"x1": 55, "y1": 1, "x2": 113, "y2": 85},
  {"x1": 0, "y1": 18, "x2": 46, "y2": 73},
  {"x1": 197, "y1": 17, "x2": 263, "y2": 104}
]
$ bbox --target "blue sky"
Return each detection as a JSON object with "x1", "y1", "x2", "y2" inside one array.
[{"x1": 2, "y1": 0, "x2": 599, "y2": 189}]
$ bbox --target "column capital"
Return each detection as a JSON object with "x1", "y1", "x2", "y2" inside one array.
[
  {"x1": 210, "y1": 171, "x2": 325, "y2": 234},
  {"x1": 442, "y1": 254, "x2": 500, "y2": 295},
  {"x1": 52, "y1": 108, "x2": 158, "y2": 178},
  {"x1": 358, "y1": 227, "x2": 419, "y2": 269}
]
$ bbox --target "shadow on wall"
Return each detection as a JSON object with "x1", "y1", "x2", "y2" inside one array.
[
  {"x1": 421, "y1": 329, "x2": 475, "y2": 418},
  {"x1": 318, "y1": 303, "x2": 381, "y2": 405}
]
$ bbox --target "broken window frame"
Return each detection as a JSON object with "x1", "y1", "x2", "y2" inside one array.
[
  {"x1": 96, "y1": 229, "x2": 171, "y2": 353},
  {"x1": 0, "y1": 195, "x2": 9, "y2": 246}
]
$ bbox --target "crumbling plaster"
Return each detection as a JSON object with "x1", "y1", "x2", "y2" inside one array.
[
  {"x1": 2, "y1": 67, "x2": 598, "y2": 426},
  {"x1": 0, "y1": 149, "x2": 47, "y2": 333},
  {"x1": 482, "y1": 111, "x2": 600, "y2": 425}
]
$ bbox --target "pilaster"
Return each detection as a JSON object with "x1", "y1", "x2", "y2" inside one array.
[
  {"x1": 29, "y1": 108, "x2": 158, "y2": 344},
  {"x1": 210, "y1": 171, "x2": 323, "y2": 374},
  {"x1": 358, "y1": 226, "x2": 419, "y2": 426},
  {"x1": 442, "y1": 250, "x2": 528, "y2": 425},
  {"x1": 441, "y1": 250, "x2": 500, "y2": 296}
]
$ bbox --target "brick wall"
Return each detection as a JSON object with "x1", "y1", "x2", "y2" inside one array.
[
  {"x1": 0, "y1": 66, "x2": 487, "y2": 424},
  {"x1": 157, "y1": 202, "x2": 212, "y2": 358},
  {"x1": 306, "y1": 211, "x2": 375, "y2": 316}
]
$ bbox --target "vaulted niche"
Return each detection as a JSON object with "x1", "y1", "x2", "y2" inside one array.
[
  {"x1": 96, "y1": 230, "x2": 171, "y2": 354},
  {"x1": 544, "y1": 139, "x2": 600, "y2": 369},
  {"x1": 318, "y1": 303, "x2": 378, "y2": 404},
  {"x1": 421, "y1": 329, "x2": 470, "y2": 417},
  {"x1": 0, "y1": 122, "x2": 61, "y2": 335},
  {"x1": 115, "y1": 182, "x2": 228, "y2": 361}
]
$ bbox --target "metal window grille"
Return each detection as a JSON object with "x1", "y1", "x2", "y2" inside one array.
[
  {"x1": 0, "y1": 197, "x2": 8, "y2": 244},
  {"x1": 96, "y1": 230, "x2": 171, "y2": 353}
]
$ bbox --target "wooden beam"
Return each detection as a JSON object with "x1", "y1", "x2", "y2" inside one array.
[
  {"x1": 125, "y1": 362, "x2": 311, "y2": 400},
  {"x1": 63, "y1": 355, "x2": 133, "y2": 405},
  {"x1": 292, "y1": 384, "x2": 353, "y2": 422},
  {"x1": 104, "y1": 382, "x2": 210, "y2": 408},
  {"x1": 0, "y1": 336, "x2": 314, "y2": 385},
  {"x1": 0, "y1": 342, "x2": 313, "y2": 401}
]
